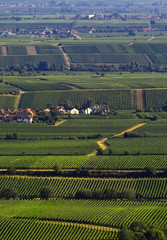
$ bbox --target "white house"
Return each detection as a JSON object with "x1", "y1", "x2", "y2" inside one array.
[
  {"x1": 68, "y1": 108, "x2": 79, "y2": 115},
  {"x1": 80, "y1": 108, "x2": 92, "y2": 114}
]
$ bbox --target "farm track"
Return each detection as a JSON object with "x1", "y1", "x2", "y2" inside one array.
[
  {"x1": 2, "y1": 46, "x2": 7, "y2": 56},
  {"x1": 58, "y1": 46, "x2": 71, "y2": 70},
  {"x1": 148, "y1": 37, "x2": 155, "y2": 41},
  {"x1": 54, "y1": 120, "x2": 67, "y2": 126},
  {"x1": 88, "y1": 123, "x2": 146, "y2": 156},
  {"x1": 134, "y1": 89, "x2": 146, "y2": 110},
  {"x1": 26, "y1": 46, "x2": 37, "y2": 55},
  {"x1": 144, "y1": 54, "x2": 153, "y2": 64},
  {"x1": 0, "y1": 169, "x2": 164, "y2": 173},
  {"x1": 17, "y1": 90, "x2": 25, "y2": 109}
]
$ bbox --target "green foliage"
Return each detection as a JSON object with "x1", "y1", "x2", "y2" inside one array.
[
  {"x1": 0, "y1": 188, "x2": 18, "y2": 200},
  {"x1": 1, "y1": 175, "x2": 166, "y2": 199},
  {"x1": 40, "y1": 187, "x2": 53, "y2": 199},
  {"x1": 1, "y1": 155, "x2": 167, "y2": 170},
  {"x1": 1, "y1": 199, "x2": 166, "y2": 228}
]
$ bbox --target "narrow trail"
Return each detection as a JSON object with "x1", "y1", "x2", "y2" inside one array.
[
  {"x1": 148, "y1": 37, "x2": 155, "y2": 41},
  {"x1": 26, "y1": 46, "x2": 37, "y2": 55},
  {"x1": 134, "y1": 89, "x2": 146, "y2": 110},
  {"x1": 17, "y1": 90, "x2": 25, "y2": 109},
  {"x1": 2, "y1": 46, "x2": 7, "y2": 56},
  {"x1": 61, "y1": 83, "x2": 82, "y2": 90},
  {"x1": 58, "y1": 45, "x2": 71, "y2": 70},
  {"x1": 144, "y1": 54, "x2": 153, "y2": 64},
  {"x1": 54, "y1": 120, "x2": 67, "y2": 126},
  {"x1": 72, "y1": 33, "x2": 82, "y2": 40},
  {"x1": 87, "y1": 123, "x2": 146, "y2": 156}
]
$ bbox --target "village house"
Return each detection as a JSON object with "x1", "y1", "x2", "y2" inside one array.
[
  {"x1": 80, "y1": 107, "x2": 92, "y2": 115},
  {"x1": 67, "y1": 108, "x2": 79, "y2": 115}
]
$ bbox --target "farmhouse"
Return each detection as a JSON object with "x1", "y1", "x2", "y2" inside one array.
[
  {"x1": 80, "y1": 108, "x2": 92, "y2": 114},
  {"x1": 67, "y1": 108, "x2": 79, "y2": 115}
]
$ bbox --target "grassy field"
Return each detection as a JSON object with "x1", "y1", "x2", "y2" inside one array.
[
  {"x1": 1, "y1": 155, "x2": 167, "y2": 170},
  {"x1": 1, "y1": 199, "x2": 166, "y2": 228},
  {"x1": 0, "y1": 139, "x2": 97, "y2": 155}
]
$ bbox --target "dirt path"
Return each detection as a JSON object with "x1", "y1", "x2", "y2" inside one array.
[
  {"x1": 144, "y1": 54, "x2": 153, "y2": 64},
  {"x1": 16, "y1": 90, "x2": 25, "y2": 109},
  {"x1": 2, "y1": 46, "x2": 7, "y2": 56},
  {"x1": 87, "y1": 123, "x2": 146, "y2": 156},
  {"x1": 129, "y1": 42, "x2": 134, "y2": 46},
  {"x1": 134, "y1": 89, "x2": 146, "y2": 110},
  {"x1": 26, "y1": 46, "x2": 37, "y2": 55},
  {"x1": 73, "y1": 33, "x2": 82, "y2": 40},
  {"x1": 111, "y1": 123, "x2": 146, "y2": 138},
  {"x1": 148, "y1": 37, "x2": 155, "y2": 41},
  {"x1": 54, "y1": 120, "x2": 67, "y2": 126},
  {"x1": 58, "y1": 45, "x2": 71, "y2": 70},
  {"x1": 61, "y1": 83, "x2": 82, "y2": 90}
]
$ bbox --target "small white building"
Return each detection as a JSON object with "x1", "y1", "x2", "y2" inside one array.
[{"x1": 68, "y1": 108, "x2": 79, "y2": 115}]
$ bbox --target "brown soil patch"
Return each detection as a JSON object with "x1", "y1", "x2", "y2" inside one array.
[
  {"x1": 2, "y1": 46, "x2": 7, "y2": 56},
  {"x1": 134, "y1": 89, "x2": 146, "y2": 110},
  {"x1": 26, "y1": 46, "x2": 37, "y2": 55}
]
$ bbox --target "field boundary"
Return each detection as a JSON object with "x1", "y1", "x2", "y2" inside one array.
[
  {"x1": 58, "y1": 45, "x2": 71, "y2": 70},
  {"x1": 2, "y1": 46, "x2": 7, "y2": 56}
]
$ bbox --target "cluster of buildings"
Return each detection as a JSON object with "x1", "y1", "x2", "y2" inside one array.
[
  {"x1": 0, "y1": 108, "x2": 36, "y2": 123},
  {"x1": 56, "y1": 104, "x2": 111, "y2": 115}
]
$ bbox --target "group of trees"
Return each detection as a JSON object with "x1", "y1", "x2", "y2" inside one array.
[
  {"x1": 75, "y1": 188, "x2": 138, "y2": 200},
  {"x1": 118, "y1": 221, "x2": 167, "y2": 240}
]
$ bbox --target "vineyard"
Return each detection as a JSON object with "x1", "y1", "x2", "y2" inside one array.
[
  {"x1": 1, "y1": 176, "x2": 166, "y2": 199},
  {"x1": 0, "y1": 95, "x2": 18, "y2": 109},
  {"x1": 106, "y1": 137, "x2": 167, "y2": 155},
  {"x1": 145, "y1": 89, "x2": 167, "y2": 109},
  {"x1": 21, "y1": 89, "x2": 132, "y2": 109},
  {"x1": 1, "y1": 155, "x2": 167, "y2": 170},
  {"x1": 0, "y1": 139, "x2": 98, "y2": 155},
  {"x1": 1, "y1": 218, "x2": 118, "y2": 240},
  {"x1": 0, "y1": 119, "x2": 142, "y2": 139},
  {"x1": 1, "y1": 199, "x2": 166, "y2": 228}
]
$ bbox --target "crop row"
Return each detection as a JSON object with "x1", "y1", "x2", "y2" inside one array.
[
  {"x1": 145, "y1": 89, "x2": 167, "y2": 109},
  {"x1": 1, "y1": 155, "x2": 167, "y2": 170},
  {"x1": 69, "y1": 54, "x2": 148, "y2": 65},
  {"x1": 1, "y1": 217, "x2": 117, "y2": 240},
  {"x1": 1, "y1": 176, "x2": 166, "y2": 199},
  {"x1": 21, "y1": 89, "x2": 132, "y2": 110},
  {"x1": 0, "y1": 95, "x2": 18, "y2": 110},
  {"x1": 0, "y1": 139, "x2": 97, "y2": 155},
  {"x1": 1, "y1": 199, "x2": 166, "y2": 228},
  {"x1": 0, "y1": 55, "x2": 65, "y2": 69}
]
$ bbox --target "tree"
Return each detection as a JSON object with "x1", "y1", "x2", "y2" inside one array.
[
  {"x1": 104, "y1": 189, "x2": 120, "y2": 199},
  {"x1": 122, "y1": 189, "x2": 136, "y2": 200},
  {"x1": 96, "y1": 148, "x2": 103, "y2": 156},
  {"x1": 53, "y1": 164, "x2": 60, "y2": 173},
  {"x1": 92, "y1": 190, "x2": 104, "y2": 200},
  {"x1": 75, "y1": 189, "x2": 91, "y2": 199},
  {"x1": 38, "y1": 61, "x2": 49, "y2": 71},
  {"x1": 0, "y1": 188, "x2": 18, "y2": 199},
  {"x1": 40, "y1": 187, "x2": 53, "y2": 200},
  {"x1": 145, "y1": 166, "x2": 157, "y2": 176},
  {"x1": 7, "y1": 166, "x2": 16, "y2": 175}
]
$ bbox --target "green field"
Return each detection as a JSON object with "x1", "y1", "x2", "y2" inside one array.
[
  {"x1": 0, "y1": 95, "x2": 18, "y2": 109},
  {"x1": 0, "y1": 139, "x2": 97, "y2": 155},
  {"x1": 1, "y1": 218, "x2": 117, "y2": 240},
  {"x1": 1, "y1": 175, "x2": 167, "y2": 199},
  {"x1": 0, "y1": 119, "x2": 142, "y2": 139},
  {"x1": 21, "y1": 89, "x2": 132, "y2": 109},
  {"x1": 134, "y1": 120, "x2": 167, "y2": 137},
  {"x1": 1, "y1": 199, "x2": 166, "y2": 228},
  {"x1": 4, "y1": 72, "x2": 167, "y2": 92},
  {"x1": 1, "y1": 155, "x2": 167, "y2": 170},
  {"x1": 145, "y1": 89, "x2": 167, "y2": 109},
  {"x1": 106, "y1": 137, "x2": 167, "y2": 155}
]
